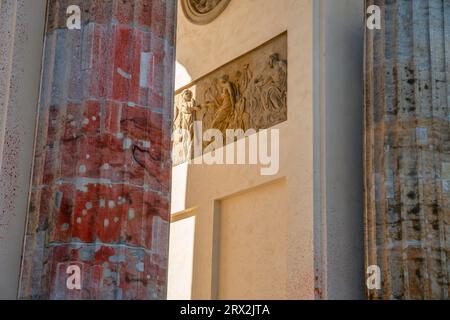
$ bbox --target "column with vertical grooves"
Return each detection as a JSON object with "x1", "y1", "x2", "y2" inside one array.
[
  {"x1": 19, "y1": 0, "x2": 176, "y2": 300},
  {"x1": 365, "y1": 0, "x2": 449, "y2": 299}
]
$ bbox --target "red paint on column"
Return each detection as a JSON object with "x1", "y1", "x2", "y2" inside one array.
[{"x1": 19, "y1": 0, "x2": 176, "y2": 300}]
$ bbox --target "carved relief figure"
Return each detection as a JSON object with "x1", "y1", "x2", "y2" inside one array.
[
  {"x1": 254, "y1": 53, "x2": 287, "y2": 123},
  {"x1": 211, "y1": 75, "x2": 237, "y2": 133},
  {"x1": 173, "y1": 89, "x2": 200, "y2": 158},
  {"x1": 237, "y1": 64, "x2": 253, "y2": 96}
]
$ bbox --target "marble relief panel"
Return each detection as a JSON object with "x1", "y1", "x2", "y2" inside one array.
[{"x1": 173, "y1": 33, "x2": 287, "y2": 165}]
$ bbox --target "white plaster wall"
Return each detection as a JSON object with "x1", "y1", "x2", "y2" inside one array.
[
  {"x1": 170, "y1": 0, "x2": 314, "y2": 300},
  {"x1": 167, "y1": 213, "x2": 196, "y2": 300},
  {"x1": 169, "y1": 0, "x2": 365, "y2": 300},
  {"x1": 0, "y1": 0, "x2": 47, "y2": 299},
  {"x1": 218, "y1": 179, "x2": 289, "y2": 299}
]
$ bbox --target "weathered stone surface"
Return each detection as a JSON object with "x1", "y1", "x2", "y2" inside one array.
[
  {"x1": 365, "y1": 0, "x2": 450, "y2": 299},
  {"x1": 0, "y1": 0, "x2": 47, "y2": 299},
  {"x1": 19, "y1": 0, "x2": 176, "y2": 300}
]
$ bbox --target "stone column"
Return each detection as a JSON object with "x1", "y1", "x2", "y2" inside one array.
[
  {"x1": 19, "y1": 0, "x2": 176, "y2": 300},
  {"x1": 365, "y1": 0, "x2": 449, "y2": 299}
]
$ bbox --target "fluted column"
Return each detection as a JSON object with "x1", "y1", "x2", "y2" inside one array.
[
  {"x1": 365, "y1": 0, "x2": 449, "y2": 299},
  {"x1": 19, "y1": 0, "x2": 176, "y2": 300}
]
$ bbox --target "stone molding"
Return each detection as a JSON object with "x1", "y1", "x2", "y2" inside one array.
[{"x1": 181, "y1": 0, "x2": 231, "y2": 25}]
